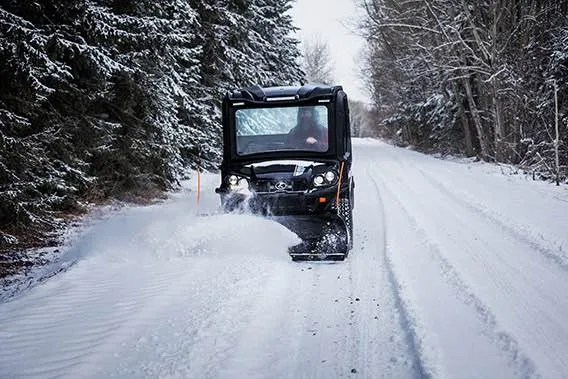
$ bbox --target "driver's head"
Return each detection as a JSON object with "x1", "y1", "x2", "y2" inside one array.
[{"x1": 298, "y1": 107, "x2": 317, "y2": 126}]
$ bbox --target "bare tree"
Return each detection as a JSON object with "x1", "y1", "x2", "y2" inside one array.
[
  {"x1": 349, "y1": 100, "x2": 373, "y2": 137},
  {"x1": 301, "y1": 35, "x2": 335, "y2": 84},
  {"x1": 357, "y1": 0, "x2": 567, "y2": 180}
]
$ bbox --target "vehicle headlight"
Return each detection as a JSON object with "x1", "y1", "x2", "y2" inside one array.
[
  {"x1": 228, "y1": 175, "x2": 238, "y2": 186},
  {"x1": 313, "y1": 175, "x2": 325, "y2": 186},
  {"x1": 226, "y1": 175, "x2": 250, "y2": 191},
  {"x1": 325, "y1": 171, "x2": 336, "y2": 183}
]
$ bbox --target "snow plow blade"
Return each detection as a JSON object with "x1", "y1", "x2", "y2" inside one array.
[{"x1": 272, "y1": 215, "x2": 350, "y2": 261}]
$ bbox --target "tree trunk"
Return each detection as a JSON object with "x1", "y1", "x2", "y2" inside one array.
[
  {"x1": 453, "y1": 82, "x2": 474, "y2": 156},
  {"x1": 490, "y1": 1, "x2": 505, "y2": 162},
  {"x1": 462, "y1": 76, "x2": 488, "y2": 159},
  {"x1": 492, "y1": 83, "x2": 505, "y2": 161}
]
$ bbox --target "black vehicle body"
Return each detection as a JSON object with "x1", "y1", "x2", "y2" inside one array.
[{"x1": 216, "y1": 84, "x2": 354, "y2": 260}]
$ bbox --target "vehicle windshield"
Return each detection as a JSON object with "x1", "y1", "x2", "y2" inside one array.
[{"x1": 235, "y1": 105, "x2": 329, "y2": 155}]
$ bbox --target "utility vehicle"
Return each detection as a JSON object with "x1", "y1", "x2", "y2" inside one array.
[{"x1": 216, "y1": 84, "x2": 354, "y2": 260}]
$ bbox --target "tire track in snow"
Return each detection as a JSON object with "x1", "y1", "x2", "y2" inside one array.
[
  {"x1": 365, "y1": 168, "x2": 430, "y2": 379},
  {"x1": 376, "y1": 155, "x2": 568, "y2": 378},
  {"x1": 416, "y1": 168, "x2": 568, "y2": 271},
  {"x1": 394, "y1": 157, "x2": 568, "y2": 308},
  {"x1": 373, "y1": 169, "x2": 538, "y2": 379}
]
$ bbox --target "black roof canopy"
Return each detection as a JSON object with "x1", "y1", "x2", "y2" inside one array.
[{"x1": 227, "y1": 84, "x2": 344, "y2": 103}]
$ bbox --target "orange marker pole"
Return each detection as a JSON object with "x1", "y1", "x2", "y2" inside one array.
[{"x1": 336, "y1": 161, "x2": 345, "y2": 207}]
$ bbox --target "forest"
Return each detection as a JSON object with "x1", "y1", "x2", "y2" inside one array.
[
  {"x1": 0, "y1": 0, "x2": 302, "y2": 252},
  {"x1": 359, "y1": 0, "x2": 568, "y2": 183}
]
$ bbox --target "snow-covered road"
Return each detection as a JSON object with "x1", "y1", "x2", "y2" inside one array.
[{"x1": 1, "y1": 139, "x2": 568, "y2": 378}]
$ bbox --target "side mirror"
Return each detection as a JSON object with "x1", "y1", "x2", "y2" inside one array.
[{"x1": 343, "y1": 152, "x2": 351, "y2": 160}]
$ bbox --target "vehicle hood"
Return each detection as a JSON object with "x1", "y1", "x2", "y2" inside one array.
[{"x1": 242, "y1": 159, "x2": 329, "y2": 179}]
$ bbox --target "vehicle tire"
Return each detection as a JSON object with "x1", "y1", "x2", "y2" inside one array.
[{"x1": 338, "y1": 197, "x2": 353, "y2": 251}]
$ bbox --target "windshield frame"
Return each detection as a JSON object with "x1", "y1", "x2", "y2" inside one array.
[{"x1": 230, "y1": 103, "x2": 335, "y2": 159}]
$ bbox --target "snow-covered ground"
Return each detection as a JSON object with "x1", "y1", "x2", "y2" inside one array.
[{"x1": 1, "y1": 139, "x2": 568, "y2": 378}]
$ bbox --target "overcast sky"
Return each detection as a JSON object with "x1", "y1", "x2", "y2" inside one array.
[{"x1": 289, "y1": 0, "x2": 370, "y2": 103}]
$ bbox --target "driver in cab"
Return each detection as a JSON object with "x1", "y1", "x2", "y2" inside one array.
[{"x1": 286, "y1": 106, "x2": 328, "y2": 151}]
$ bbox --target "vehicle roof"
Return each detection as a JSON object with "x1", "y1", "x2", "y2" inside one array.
[{"x1": 226, "y1": 84, "x2": 344, "y2": 102}]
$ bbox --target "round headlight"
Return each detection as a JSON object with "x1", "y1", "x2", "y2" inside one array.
[
  {"x1": 237, "y1": 178, "x2": 249, "y2": 188},
  {"x1": 313, "y1": 175, "x2": 325, "y2": 186},
  {"x1": 325, "y1": 171, "x2": 336, "y2": 182},
  {"x1": 228, "y1": 175, "x2": 238, "y2": 186}
]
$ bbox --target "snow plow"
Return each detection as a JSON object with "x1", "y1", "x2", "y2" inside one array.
[{"x1": 216, "y1": 84, "x2": 354, "y2": 260}]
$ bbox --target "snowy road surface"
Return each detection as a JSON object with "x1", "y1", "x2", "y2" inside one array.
[{"x1": 1, "y1": 139, "x2": 568, "y2": 378}]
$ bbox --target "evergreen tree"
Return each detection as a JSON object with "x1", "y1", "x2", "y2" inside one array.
[
  {"x1": 254, "y1": 0, "x2": 303, "y2": 85},
  {"x1": 0, "y1": 0, "x2": 303, "y2": 253},
  {"x1": 1, "y1": 3, "x2": 85, "y2": 244}
]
